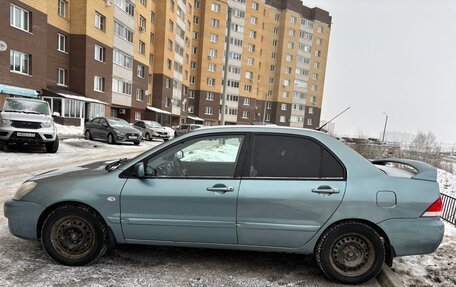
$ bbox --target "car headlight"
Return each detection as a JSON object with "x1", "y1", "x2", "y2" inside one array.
[
  {"x1": 41, "y1": 120, "x2": 53, "y2": 128},
  {"x1": 0, "y1": 118, "x2": 12, "y2": 126},
  {"x1": 114, "y1": 129, "x2": 126, "y2": 136},
  {"x1": 13, "y1": 181, "x2": 37, "y2": 200}
]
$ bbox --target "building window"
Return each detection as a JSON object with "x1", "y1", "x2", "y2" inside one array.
[
  {"x1": 266, "y1": 114, "x2": 271, "y2": 121},
  {"x1": 208, "y1": 64, "x2": 216, "y2": 72},
  {"x1": 286, "y1": 54, "x2": 292, "y2": 62},
  {"x1": 167, "y1": 39, "x2": 173, "y2": 51},
  {"x1": 10, "y1": 4, "x2": 30, "y2": 32},
  {"x1": 94, "y1": 76, "x2": 105, "y2": 92},
  {"x1": 192, "y1": 46, "x2": 197, "y2": 54},
  {"x1": 190, "y1": 61, "x2": 197, "y2": 70},
  {"x1": 95, "y1": 12, "x2": 106, "y2": 31},
  {"x1": 281, "y1": 103, "x2": 287, "y2": 111},
  {"x1": 210, "y1": 18, "x2": 219, "y2": 27},
  {"x1": 245, "y1": 71, "x2": 253, "y2": 79},
  {"x1": 113, "y1": 49, "x2": 133, "y2": 69},
  {"x1": 266, "y1": 102, "x2": 272, "y2": 109},
  {"x1": 248, "y1": 44, "x2": 255, "y2": 52},
  {"x1": 192, "y1": 31, "x2": 198, "y2": 39},
  {"x1": 309, "y1": 107, "x2": 314, "y2": 114},
  {"x1": 251, "y1": 2, "x2": 259, "y2": 10},
  {"x1": 115, "y1": 0, "x2": 135, "y2": 16},
  {"x1": 314, "y1": 62, "x2": 320, "y2": 69},
  {"x1": 283, "y1": 79, "x2": 290, "y2": 86},
  {"x1": 57, "y1": 68, "x2": 66, "y2": 86},
  {"x1": 287, "y1": 42, "x2": 294, "y2": 49},
  {"x1": 247, "y1": 58, "x2": 254, "y2": 66},
  {"x1": 288, "y1": 29, "x2": 295, "y2": 37},
  {"x1": 243, "y1": 98, "x2": 251, "y2": 106},
  {"x1": 290, "y1": 16, "x2": 296, "y2": 24},
  {"x1": 139, "y1": 15, "x2": 146, "y2": 32},
  {"x1": 244, "y1": 85, "x2": 252, "y2": 92},
  {"x1": 58, "y1": 0, "x2": 68, "y2": 18},
  {"x1": 242, "y1": 111, "x2": 249, "y2": 119},
  {"x1": 57, "y1": 34, "x2": 67, "y2": 53},
  {"x1": 94, "y1": 44, "x2": 105, "y2": 62},
  {"x1": 250, "y1": 16, "x2": 257, "y2": 25},
  {"x1": 280, "y1": 116, "x2": 286, "y2": 123},
  {"x1": 135, "y1": 112, "x2": 141, "y2": 120},
  {"x1": 10, "y1": 50, "x2": 30, "y2": 75},
  {"x1": 282, "y1": 92, "x2": 288, "y2": 98},
  {"x1": 315, "y1": 50, "x2": 321, "y2": 57},
  {"x1": 316, "y1": 38, "x2": 322, "y2": 45},
  {"x1": 136, "y1": 89, "x2": 144, "y2": 101},
  {"x1": 114, "y1": 21, "x2": 134, "y2": 43},
  {"x1": 205, "y1": 106, "x2": 214, "y2": 115},
  {"x1": 193, "y1": 16, "x2": 199, "y2": 24},
  {"x1": 189, "y1": 91, "x2": 195, "y2": 99},
  {"x1": 112, "y1": 78, "x2": 132, "y2": 95},
  {"x1": 137, "y1": 65, "x2": 145, "y2": 78},
  {"x1": 207, "y1": 78, "x2": 215, "y2": 86},
  {"x1": 317, "y1": 26, "x2": 323, "y2": 33},
  {"x1": 208, "y1": 48, "x2": 217, "y2": 58},
  {"x1": 190, "y1": 76, "x2": 196, "y2": 84},
  {"x1": 311, "y1": 84, "x2": 318, "y2": 91},
  {"x1": 206, "y1": 92, "x2": 214, "y2": 101},
  {"x1": 211, "y1": 3, "x2": 220, "y2": 12},
  {"x1": 307, "y1": 118, "x2": 313, "y2": 126},
  {"x1": 139, "y1": 40, "x2": 146, "y2": 54},
  {"x1": 312, "y1": 73, "x2": 319, "y2": 80},
  {"x1": 209, "y1": 33, "x2": 218, "y2": 43}
]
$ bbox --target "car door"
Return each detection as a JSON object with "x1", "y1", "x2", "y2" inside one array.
[
  {"x1": 237, "y1": 133, "x2": 347, "y2": 248},
  {"x1": 98, "y1": 118, "x2": 109, "y2": 140},
  {"x1": 120, "y1": 133, "x2": 247, "y2": 244},
  {"x1": 89, "y1": 118, "x2": 101, "y2": 139}
]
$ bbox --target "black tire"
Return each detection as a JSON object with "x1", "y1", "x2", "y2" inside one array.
[
  {"x1": 163, "y1": 138, "x2": 169, "y2": 142},
  {"x1": 85, "y1": 130, "x2": 92, "y2": 140},
  {"x1": 145, "y1": 133, "x2": 151, "y2": 141},
  {"x1": 45, "y1": 136, "x2": 59, "y2": 153},
  {"x1": 0, "y1": 140, "x2": 7, "y2": 152},
  {"x1": 134, "y1": 141, "x2": 140, "y2": 145},
  {"x1": 315, "y1": 221, "x2": 385, "y2": 285},
  {"x1": 41, "y1": 204, "x2": 108, "y2": 266},
  {"x1": 107, "y1": 133, "x2": 115, "y2": 144},
  {"x1": 174, "y1": 131, "x2": 178, "y2": 137}
]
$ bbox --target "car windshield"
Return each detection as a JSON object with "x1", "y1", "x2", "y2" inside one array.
[
  {"x1": 145, "y1": 121, "x2": 162, "y2": 128},
  {"x1": 191, "y1": 125, "x2": 202, "y2": 130},
  {"x1": 107, "y1": 118, "x2": 130, "y2": 126},
  {"x1": 3, "y1": 99, "x2": 50, "y2": 115}
]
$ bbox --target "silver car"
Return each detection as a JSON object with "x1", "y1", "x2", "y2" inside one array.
[
  {"x1": 132, "y1": 120, "x2": 171, "y2": 141},
  {"x1": 0, "y1": 98, "x2": 59, "y2": 153},
  {"x1": 4, "y1": 126, "x2": 444, "y2": 284}
]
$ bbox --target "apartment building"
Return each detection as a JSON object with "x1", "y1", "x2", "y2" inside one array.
[{"x1": 0, "y1": 0, "x2": 331, "y2": 129}]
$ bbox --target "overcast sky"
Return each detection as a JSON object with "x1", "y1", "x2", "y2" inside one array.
[{"x1": 301, "y1": 0, "x2": 456, "y2": 144}]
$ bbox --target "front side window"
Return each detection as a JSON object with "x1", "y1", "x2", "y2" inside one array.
[
  {"x1": 249, "y1": 135, "x2": 344, "y2": 178},
  {"x1": 145, "y1": 135, "x2": 245, "y2": 178}
]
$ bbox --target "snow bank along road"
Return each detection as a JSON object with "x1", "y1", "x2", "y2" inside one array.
[{"x1": 0, "y1": 138, "x2": 380, "y2": 287}]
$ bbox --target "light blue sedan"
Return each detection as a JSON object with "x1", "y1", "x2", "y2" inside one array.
[{"x1": 4, "y1": 126, "x2": 444, "y2": 284}]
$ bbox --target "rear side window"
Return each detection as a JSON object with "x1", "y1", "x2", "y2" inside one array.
[{"x1": 249, "y1": 135, "x2": 344, "y2": 179}]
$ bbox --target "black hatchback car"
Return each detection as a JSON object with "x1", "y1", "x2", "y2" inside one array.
[{"x1": 84, "y1": 117, "x2": 142, "y2": 145}]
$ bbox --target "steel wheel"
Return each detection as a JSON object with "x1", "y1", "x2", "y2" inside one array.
[
  {"x1": 41, "y1": 204, "x2": 108, "y2": 266},
  {"x1": 329, "y1": 233, "x2": 375, "y2": 277},
  {"x1": 315, "y1": 221, "x2": 385, "y2": 284},
  {"x1": 50, "y1": 215, "x2": 95, "y2": 260}
]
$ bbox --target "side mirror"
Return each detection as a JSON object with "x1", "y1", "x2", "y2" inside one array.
[
  {"x1": 175, "y1": 150, "x2": 184, "y2": 159},
  {"x1": 134, "y1": 162, "x2": 145, "y2": 178}
]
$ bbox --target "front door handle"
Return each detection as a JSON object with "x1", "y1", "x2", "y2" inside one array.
[
  {"x1": 312, "y1": 185, "x2": 340, "y2": 195},
  {"x1": 207, "y1": 184, "x2": 234, "y2": 193}
]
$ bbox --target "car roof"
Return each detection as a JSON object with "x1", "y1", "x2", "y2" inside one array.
[
  {"x1": 184, "y1": 125, "x2": 326, "y2": 136},
  {"x1": 6, "y1": 97, "x2": 47, "y2": 104}
]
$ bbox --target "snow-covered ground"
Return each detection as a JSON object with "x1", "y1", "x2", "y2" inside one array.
[{"x1": 393, "y1": 170, "x2": 456, "y2": 286}]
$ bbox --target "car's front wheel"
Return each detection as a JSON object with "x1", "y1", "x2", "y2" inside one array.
[
  {"x1": 45, "y1": 136, "x2": 59, "y2": 153},
  {"x1": 85, "y1": 130, "x2": 92, "y2": 140},
  {"x1": 145, "y1": 133, "x2": 151, "y2": 141},
  {"x1": 0, "y1": 140, "x2": 7, "y2": 152},
  {"x1": 107, "y1": 133, "x2": 115, "y2": 144},
  {"x1": 41, "y1": 204, "x2": 108, "y2": 266},
  {"x1": 315, "y1": 221, "x2": 385, "y2": 285}
]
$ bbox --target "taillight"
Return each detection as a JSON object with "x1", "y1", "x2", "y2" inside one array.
[{"x1": 421, "y1": 197, "x2": 443, "y2": 217}]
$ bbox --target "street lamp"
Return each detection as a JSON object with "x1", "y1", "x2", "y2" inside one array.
[
  {"x1": 219, "y1": 1, "x2": 232, "y2": 126},
  {"x1": 382, "y1": 112, "x2": 388, "y2": 143}
]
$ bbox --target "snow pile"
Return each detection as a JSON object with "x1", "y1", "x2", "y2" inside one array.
[
  {"x1": 393, "y1": 169, "x2": 456, "y2": 286},
  {"x1": 55, "y1": 123, "x2": 83, "y2": 138}
]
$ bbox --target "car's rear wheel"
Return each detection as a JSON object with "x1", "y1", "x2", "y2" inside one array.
[
  {"x1": 107, "y1": 133, "x2": 115, "y2": 144},
  {"x1": 145, "y1": 133, "x2": 151, "y2": 141},
  {"x1": 85, "y1": 130, "x2": 92, "y2": 140},
  {"x1": 315, "y1": 221, "x2": 385, "y2": 285},
  {"x1": 45, "y1": 136, "x2": 59, "y2": 153},
  {"x1": 41, "y1": 204, "x2": 108, "y2": 266},
  {"x1": 134, "y1": 141, "x2": 140, "y2": 145}
]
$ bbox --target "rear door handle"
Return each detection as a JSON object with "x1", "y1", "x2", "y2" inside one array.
[
  {"x1": 207, "y1": 184, "x2": 234, "y2": 193},
  {"x1": 312, "y1": 185, "x2": 340, "y2": 194}
]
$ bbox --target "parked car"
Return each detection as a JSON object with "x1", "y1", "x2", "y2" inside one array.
[
  {"x1": 132, "y1": 120, "x2": 171, "y2": 141},
  {"x1": 4, "y1": 126, "x2": 444, "y2": 284},
  {"x1": 84, "y1": 117, "x2": 142, "y2": 145},
  {"x1": 174, "y1": 123, "x2": 204, "y2": 137},
  {"x1": 0, "y1": 97, "x2": 59, "y2": 153}
]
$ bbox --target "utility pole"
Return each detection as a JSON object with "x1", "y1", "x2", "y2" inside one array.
[
  {"x1": 382, "y1": 112, "x2": 388, "y2": 143},
  {"x1": 220, "y1": 5, "x2": 232, "y2": 126}
]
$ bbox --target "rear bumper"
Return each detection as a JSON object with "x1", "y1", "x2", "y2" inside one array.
[
  {"x1": 378, "y1": 218, "x2": 444, "y2": 256},
  {"x1": 4, "y1": 199, "x2": 46, "y2": 240}
]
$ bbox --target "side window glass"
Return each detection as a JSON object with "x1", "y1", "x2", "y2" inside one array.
[
  {"x1": 145, "y1": 135, "x2": 244, "y2": 178},
  {"x1": 322, "y1": 148, "x2": 344, "y2": 178},
  {"x1": 92, "y1": 118, "x2": 100, "y2": 124},
  {"x1": 250, "y1": 135, "x2": 321, "y2": 178}
]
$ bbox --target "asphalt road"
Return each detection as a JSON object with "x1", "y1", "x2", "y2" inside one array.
[{"x1": 0, "y1": 139, "x2": 380, "y2": 287}]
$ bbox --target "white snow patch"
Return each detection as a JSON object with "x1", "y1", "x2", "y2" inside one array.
[{"x1": 55, "y1": 123, "x2": 84, "y2": 138}]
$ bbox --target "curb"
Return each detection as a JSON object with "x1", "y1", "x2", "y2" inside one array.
[{"x1": 377, "y1": 264, "x2": 403, "y2": 287}]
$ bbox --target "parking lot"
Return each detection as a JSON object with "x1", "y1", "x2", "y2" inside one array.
[{"x1": 0, "y1": 138, "x2": 381, "y2": 287}]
